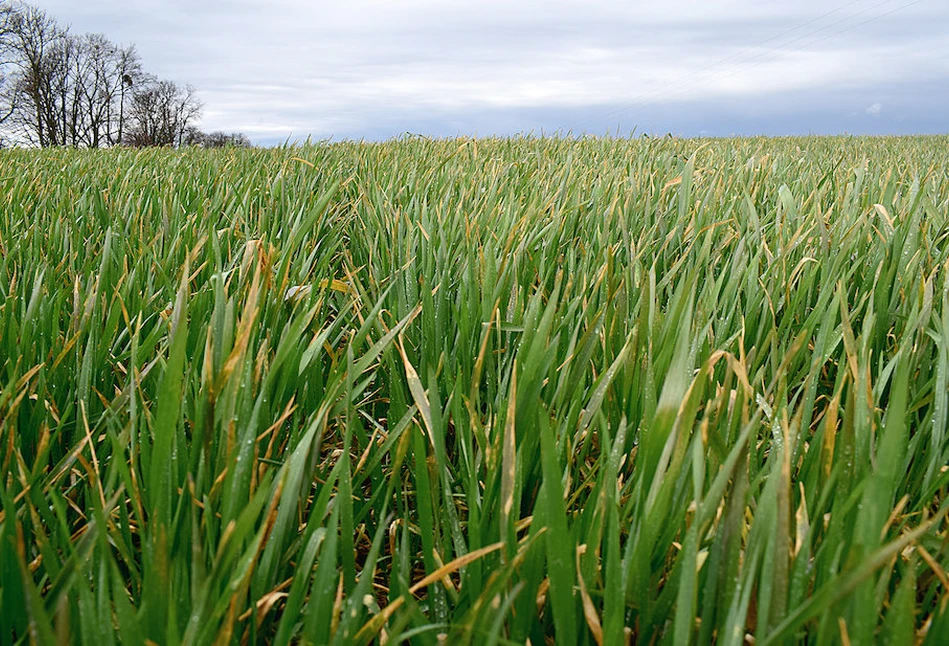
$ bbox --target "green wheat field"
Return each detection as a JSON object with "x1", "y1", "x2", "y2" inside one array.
[{"x1": 1, "y1": 135, "x2": 948, "y2": 645}]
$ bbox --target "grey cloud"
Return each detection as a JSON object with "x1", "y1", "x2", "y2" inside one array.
[{"x1": 32, "y1": 0, "x2": 949, "y2": 143}]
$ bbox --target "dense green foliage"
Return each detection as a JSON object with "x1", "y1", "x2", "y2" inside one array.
[{"x1": 1, "y1": 135, "x2": 948, "y2": 645}]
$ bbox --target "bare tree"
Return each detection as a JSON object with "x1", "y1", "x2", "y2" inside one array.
[
  {"x1": 124, "y1": 78, "x2": 202, "y2": 147},
  {"x1": 187, "y1": 129, "x2": 252, "y2": 148},
  {"x1": 46, "y1": 30, "x2": 79, "y2": 146},
  {"x1": 113, "y1": 44, "x2": 139, "y2": 144},
  {"x1": 0, "y1": 1, "x2": 16, "y2": 133},
  {"x1": 0, "y1": 2, "x2": 18, "y2": 128},
  {"x1": 72, "y1": 33, "x2": 142, "y2": 146},
  {"x1": 1, "y1": 1, "x2": 67, "y2": 146}
]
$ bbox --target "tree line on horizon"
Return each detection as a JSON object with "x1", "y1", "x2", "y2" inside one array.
[{"x1": 0, "y1": 1, "x2": 249, "y2": 148}]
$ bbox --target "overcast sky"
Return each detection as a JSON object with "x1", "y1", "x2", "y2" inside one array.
[{"x1": 34, "y1": 0, "x2": 949, "y2": 144}]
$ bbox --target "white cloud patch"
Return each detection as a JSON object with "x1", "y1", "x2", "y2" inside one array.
[{"x1": 865, "y1": 102, "x2": 883, "y2": 115}]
